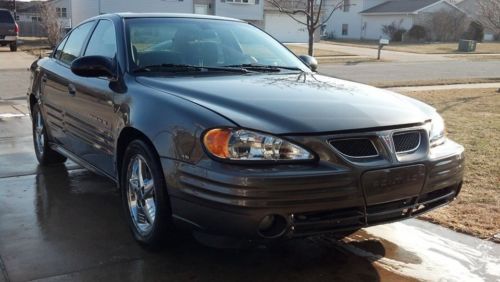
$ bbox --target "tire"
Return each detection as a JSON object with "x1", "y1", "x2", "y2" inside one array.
[
  {"x1": 121, "y1": 139, "x2": 173, "y2": 249},
  {"x1": 10, "y1": 43, "x2": 17, "y2": 52},
  {"x1": 32, "y1": 104, "x2": 67, "y2": 165}
]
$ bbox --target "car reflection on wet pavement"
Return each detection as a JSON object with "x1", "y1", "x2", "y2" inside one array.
[{"x1": 0, "y1": 115, "x2": 499, "y2": 282}]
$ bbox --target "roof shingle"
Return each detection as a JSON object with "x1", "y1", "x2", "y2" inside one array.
[{"x1": 360, "y1": 0, "x2": 441, "y2": 14}]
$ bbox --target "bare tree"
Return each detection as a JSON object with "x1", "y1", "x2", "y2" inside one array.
[
  {"x1": 381, "y1": 19, "x2": 407, "y2": 41},
  {"x1": 267, "y1": 0, "x2": 347, "y2": 56},
  {"x1": 39, "y1": 2, "x2": 62, "y2": 48},
  {"x1": 424, "y1": 9, "x2": 468, "y2": 41},
  {"x1": 477, "y1": 0, "x2": 500, "y2": 38}
]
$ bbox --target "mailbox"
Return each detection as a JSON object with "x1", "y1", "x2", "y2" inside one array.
[
  {"x1": 378, "y1": 38, "x2": 390, "y2": 60},
  {"x1": 379, "y1": 38, "x2": 390, "y2": 45}
]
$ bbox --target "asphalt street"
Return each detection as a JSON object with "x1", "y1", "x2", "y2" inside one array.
[
  {"x1": 319, "y1": 60, "x2": 500, "y2": 85},
  {"x1": 0, "y1": 47, "x2": 499, "y2": 282}
]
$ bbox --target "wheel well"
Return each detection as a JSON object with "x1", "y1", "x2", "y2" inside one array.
[{"x1": 116, "y1": 127, "x2": 159, "y2": 183}]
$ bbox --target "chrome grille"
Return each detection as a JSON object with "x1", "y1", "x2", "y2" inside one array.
[
  {"x1": 393, "y1": 131, "x2": 421, "y2": 153},
  {"x1": 330, "y1": 138, "x2": 378, "y2": 158}
]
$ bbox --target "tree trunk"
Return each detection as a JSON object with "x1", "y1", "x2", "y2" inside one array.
[{"x1": 308, "y1": 29, "x2": 314, "y2": 56}]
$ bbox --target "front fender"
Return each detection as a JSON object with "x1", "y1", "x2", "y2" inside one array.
[{"x1": 114, "y1": 78, "x2": 236, "y2": 164}]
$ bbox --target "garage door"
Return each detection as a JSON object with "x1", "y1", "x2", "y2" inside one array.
[{"x1": 264, "y1": 12, "x2": 308, "y2": 43}]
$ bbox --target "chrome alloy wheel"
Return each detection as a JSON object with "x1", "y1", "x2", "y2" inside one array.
[
  {"x1": 34, "y1": 110, "x2": 45, "y2": 156},
  {"x1": 126, "y1": 155, "x2": 157, "y2": 235}
]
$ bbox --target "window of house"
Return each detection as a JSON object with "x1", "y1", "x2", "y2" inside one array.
[
  {"x1": 56, "y1": 7, "x2": 67, "y2": 18},
  {"x1": 342, "y1": 24, "x2": 348, "y2": 36},
  {"x1": 343, "y1": 0, "x2": 350, "y2": 12}
]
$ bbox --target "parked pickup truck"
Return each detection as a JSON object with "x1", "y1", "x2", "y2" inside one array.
[{"x1": 0, "y1": 9, "x2": 18, "y2": 52}]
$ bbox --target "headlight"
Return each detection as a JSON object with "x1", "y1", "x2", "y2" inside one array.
[
  {"x1": 429, "y1": 112, "x2": 446, "y2": 147},
  {"x1": 202, "y1": 128, "x2": 314, "y2": 162}
]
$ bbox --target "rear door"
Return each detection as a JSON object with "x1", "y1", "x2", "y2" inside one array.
[
  {"x1": 40, "y1": 21, "x2": 95, "y2": 146},
  {"x1": 0, "y1": 10, "x2": 15, "y2": 38},
  {"x1": 64, "y1": 19, "x2": 118, "y2": 176}
]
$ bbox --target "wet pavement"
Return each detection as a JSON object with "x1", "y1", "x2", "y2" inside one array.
[{"x1": 1, "y1": 114, "x2": 499, "y2": 282}]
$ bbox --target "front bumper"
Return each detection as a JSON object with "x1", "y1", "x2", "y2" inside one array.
[{"x1": 161, "y1": 139, "x2": 464, "y2": 240}]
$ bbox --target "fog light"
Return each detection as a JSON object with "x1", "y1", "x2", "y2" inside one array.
[{"x1": 258, "y1": 214, "x2": 287, "y2": 238}]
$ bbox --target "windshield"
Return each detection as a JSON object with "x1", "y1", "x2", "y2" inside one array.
[{"x1": 125, "y1": 18, "x2": 308, "y2": 73}]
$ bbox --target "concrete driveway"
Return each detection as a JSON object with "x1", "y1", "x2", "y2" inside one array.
[
  {"x1": 1, "y1": 50, "x2": 499, "y2": 282},
  {"x1": 0, "y1": 48, "x2": 35, "y2": 101}
]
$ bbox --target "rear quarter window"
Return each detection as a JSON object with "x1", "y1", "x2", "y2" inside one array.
[{"x1": 0, "y1": 10, "x2": 14, "y2": 23}]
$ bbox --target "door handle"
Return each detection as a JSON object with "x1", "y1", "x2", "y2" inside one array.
[{"x1": 68, "y1": 84, "x2": 76, "y2": 96}]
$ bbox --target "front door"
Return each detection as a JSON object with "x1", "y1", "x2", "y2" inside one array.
[
  {"x1": 64, "y1": 19, "x2": 118, "y2": 176},
  {"x1": 41, "y1": 22, "x2": 95, "y2": 146}
]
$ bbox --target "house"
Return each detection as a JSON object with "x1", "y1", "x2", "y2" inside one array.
[
  {"x1": 457, "y1": 0, "x2": 497, "y2": 41},
  {"x1": 66, "y1": 0, "x2": 313, "y2": 43},
  {"x1": 263, "y1": 1, "x2": 310, "y2": 43},
  {"x1": 6, "y1": 0, "x2": 70, "y2": 36},
  {"x1": 325, "y1": 0, "x2": 465, "y2": 40}
]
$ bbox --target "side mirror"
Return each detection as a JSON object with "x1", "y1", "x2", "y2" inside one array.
[
  {"x1": 71, "y1": 56, "x2": 116, "y2": 78},
  {"x1": 298, "y1": 55, "x2": 318, "y2": 72}
]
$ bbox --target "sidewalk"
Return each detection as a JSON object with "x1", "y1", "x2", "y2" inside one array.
[{"x1": 388, "y1": 82, "x2": 500, "y2": 92}]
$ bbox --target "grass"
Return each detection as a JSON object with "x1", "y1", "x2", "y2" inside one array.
[
  {"x1": 18, "y1": 37, "x2": 52, "y2": 57},
  {"x1": 373, "y1": 77, "x2": 500, "y2": 88},
  {"x1": 400, "y1": 88, "x2": 500, "y2": 240},
  {"x1": 325, "y1": 40, "x2": 500, "y2": 54}
]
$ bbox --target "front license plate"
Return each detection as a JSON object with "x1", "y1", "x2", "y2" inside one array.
[{"x1": 362, "y1": 164, "x2": 426, "y2": 204}]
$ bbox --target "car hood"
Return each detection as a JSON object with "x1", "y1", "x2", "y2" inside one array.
[{"x1": 137, "y1": 73, "x2": 434, "y2": 134}]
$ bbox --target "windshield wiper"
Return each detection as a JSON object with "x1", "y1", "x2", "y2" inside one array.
[
  {"x1": 133, "y1": 63, "x2": 251, "y2": 74},
  {"x1": 223, "y1": 64, "x2": 304, "y2": 72}
]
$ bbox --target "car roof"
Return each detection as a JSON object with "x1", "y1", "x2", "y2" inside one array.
[{"x1": 104, "y1": 12, "x2": 243, "y2": 22}]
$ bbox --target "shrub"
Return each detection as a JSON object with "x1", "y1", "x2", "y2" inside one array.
[
  {"x1": 464, "y1": 21, "x2": 485, "y2": 41},
  {"x1": 408, "y1": 25, "x2": 427, "y2": 41}
]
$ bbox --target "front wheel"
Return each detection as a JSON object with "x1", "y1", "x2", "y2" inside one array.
[
  {"x1": 32, "y1": 104, "x2": 67, "y2": 165},
  {"x1": 121, "y1": 139, "x2": 173, "y2": 248}
]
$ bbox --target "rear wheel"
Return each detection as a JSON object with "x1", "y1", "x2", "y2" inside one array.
[
  {"x1": 32, "y1": 104, "x2": 67, "y2": 165},
  {"x1": 9, "y1": 43, "x2": 17, "y2": 52},
  {"x1": 121, "y1": 139, "x2": 173, "y2": 249}
]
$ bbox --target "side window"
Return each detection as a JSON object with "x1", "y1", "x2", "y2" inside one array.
[
  {"x1": 85, "y1": 20, "x2": 117, "y2": 58},
  {"x1": 59, "y1": 21, "x2": 95, "y2": 65},
  {"x1": 54, "y1": 36, "x2": 68, "y2": 59}
]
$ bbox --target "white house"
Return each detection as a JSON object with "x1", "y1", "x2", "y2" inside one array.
[
  {"x1": 65, "y1": 0, "x2": 314, "y2": 43},
  {"x1": 325, "y1": 0, "x2": 464, "y2": 40}
]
